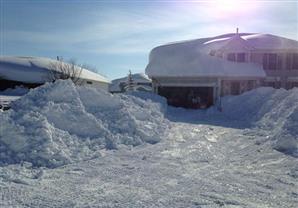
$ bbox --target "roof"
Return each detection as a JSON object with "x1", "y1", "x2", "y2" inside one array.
[
  {"x1": 204, "y1": 33, "x2": 298, "y2": 51},
  {"x1": 0, "y1": 56, "x2": 110, "y2": 84},
  {"x1": 109, "y1": 73, "x2": 151, "y2": 92},
  {"x1": 146, "y1": 33, "x2": 298, "y2": 78}
]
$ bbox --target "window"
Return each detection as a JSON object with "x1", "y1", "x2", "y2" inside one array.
[
  {"x1": 268, "y1": 54, "x2": 277, "y2": 70},
  {"x1": 285, "y1": 53, "x2": 298, "y2": 70},
  {"x1": 263, "y1": 53, "x2": 278, "y2": 70},
  {"x1": 286, "y1": 53, "x2": 292, "y2": 70},
  {"x1": 237, "y1": 53, "x2": 245, "y2": 62},
  {"x1": 227, "y1": 53, "x2": 245, "y2": 62},
  {"x1": 292, "y1": 53, "x2": 298, "y2": 70}
]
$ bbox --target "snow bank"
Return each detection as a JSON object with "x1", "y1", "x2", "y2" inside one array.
[
  {"x1": 0, "y1": 80, "x2": 168, "y2": 167},
  {"x1": 210, "y1": 87, "x2": 298, "y2": 155},
  {"x1": 0, "y1": 86, "x2": 29, "y2": 96}
]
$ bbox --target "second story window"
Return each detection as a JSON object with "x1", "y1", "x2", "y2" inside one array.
[
  {"x1": 263, "y1": 53, "x2": 281, "y2": 70},
  {"x1": 227, "y1": 53, "x2": 246, "y2": 62},
  {"x1": 286, "y1": 53, "x2": 298, "y2": 70},
  {"x1": 292, "y1": 53, "x2": 298, "y2": 70},
  {"x1": 237, "y1": 53, "x2": 245, "y2": 62}
]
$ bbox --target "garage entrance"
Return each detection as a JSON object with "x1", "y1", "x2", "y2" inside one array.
[{"x1": 158, "y1": 86, "x2": 214, "y2": 109}]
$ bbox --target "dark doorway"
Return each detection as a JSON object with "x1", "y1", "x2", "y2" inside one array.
[{"x1": 158, "y1": 86, "x2": 214, "y2": 109}]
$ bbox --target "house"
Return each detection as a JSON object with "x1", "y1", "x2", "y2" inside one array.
[
  {"x1": 109, "y1": 73, "x2": 152, "y2": 93},
  {"x1": 145, "y1": 31, "x2": 298, "y2": 108},
  {"x1": 0, "y1": 56, "x2": 110, "y2": 91}
]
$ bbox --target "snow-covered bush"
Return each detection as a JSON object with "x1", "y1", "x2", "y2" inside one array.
[{"x1": 0, "y1": 80, "x2": 169, "y2": 167}]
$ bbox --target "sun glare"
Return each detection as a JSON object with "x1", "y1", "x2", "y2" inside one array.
[{"x1": 210, "y1": 0, "x2": 259, "y2": 17}]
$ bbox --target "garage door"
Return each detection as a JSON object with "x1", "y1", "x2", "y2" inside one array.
[{"x1": 158, "y1": 86, "x2": 214, "y2": 109}]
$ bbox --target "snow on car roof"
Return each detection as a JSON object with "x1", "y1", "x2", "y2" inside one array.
[{"x1": 0, "y1": 56, "x2": 110, "y2": 84}]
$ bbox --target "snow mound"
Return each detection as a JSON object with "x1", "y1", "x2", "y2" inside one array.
[
  {"x1": 0, "y1": 80, "x2": 168, "y2": 167},
  {"x1": 0, "y1": 86, "x2": 29, "y2": 96},
  {"x1": 211, "y1": 87, "x2": 298, "y2": 155}
]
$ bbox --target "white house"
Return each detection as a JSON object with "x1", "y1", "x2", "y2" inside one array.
[
  {"x1": 109, "y1": 73, "x2": 152, "y2": 93},
  {"x1": 145, "y1": 31, "x2": 298, "y2": 108},
  {"x1": 0, "y1": 56, "x2": 110, "y2": 91}
]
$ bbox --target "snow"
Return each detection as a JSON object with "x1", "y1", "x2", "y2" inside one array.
[
  {"x1": 0, "y1": 80, "x2": 168, "y2": 167},
  {"x1": 0, "y1": 81, "x2": 297, "y2": 207},
  {"x1": 109, "y1": 73, "x2": 151, "y2": 92},
  {"x1": 207, "y1": 87, "x2": 298, "y2": 156},
  {"x1": 146, "y1": 49, "x2": 265, "y2": 78},
  {"x1": 0, "y1": 86, "x2": 29, "y2": 96},
  {"x1": 0, "y1": 56, "x2": 110, "y2": 84},
  {"x1": 146, "y1": 35, "x2": 265, "y2": 78},
  {"x1": 146, "y1": 33, "x2": 298, "y2": 78},
  {"x1": 203, "y1": 33, "x2": 298, "y2": 51},
  {"x1": 0, "y1": 95, "x2": 20, "y2": 110}
]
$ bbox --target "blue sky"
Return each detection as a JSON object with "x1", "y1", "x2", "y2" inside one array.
[{"x1": 1, "y1": 0, "x2": 297, "y2": 79}]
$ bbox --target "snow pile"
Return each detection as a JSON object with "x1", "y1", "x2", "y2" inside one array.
[
  {"x1": 0, "y1": 80, "x2": 168, "y2": 167},
  {"x1": 0, "y1": 86, "x2": 29, "y2": 96},
  {"x1": 212, "y1": 87, "x2": 298, "y2": 155}
]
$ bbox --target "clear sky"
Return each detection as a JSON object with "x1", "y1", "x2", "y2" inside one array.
[{"x1": 1, "y1": 0, "x2": 297, "y2": 79}]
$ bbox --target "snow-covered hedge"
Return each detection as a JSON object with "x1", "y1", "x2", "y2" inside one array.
[{"x1": 0, "y1": 80, "x2": 168, "y2": 167}]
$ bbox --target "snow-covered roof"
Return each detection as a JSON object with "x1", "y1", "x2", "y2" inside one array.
[
  {"x1": 145, "y1": 33, "x2": 298, "y2": 78},
  {"x1": 109, "y1": 73, "x2": 151, "y2": 92},
  {"x1": 204, "y1": 33, "x2": 298, "y2": 51},
  {"x1": 0, "y1": 56, "x2": 110, "y2": 84}
]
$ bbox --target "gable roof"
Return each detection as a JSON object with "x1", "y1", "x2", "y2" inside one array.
[
  {"x1": 203, "y1": 33, "x2": 298, "y2": 51},
  {"x1": 0, "y1": 56, "x2": 110, "y2": 84}
]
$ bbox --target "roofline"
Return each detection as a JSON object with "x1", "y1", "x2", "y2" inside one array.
[{"x1": 148, "y1": 75, "x2": 266, "y2": 79}]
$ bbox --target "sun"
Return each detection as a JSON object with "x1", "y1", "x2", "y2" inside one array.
[
  {"x1": 213, "y1": 0, "x2": 246, "y2": 12},
  {"x1": 209, "y1": 0, "x2": 259, "y2": 17}
]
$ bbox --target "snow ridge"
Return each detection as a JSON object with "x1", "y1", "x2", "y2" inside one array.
[{"x1": 209, "y1": 87, "x2": 298, "y2": 155}]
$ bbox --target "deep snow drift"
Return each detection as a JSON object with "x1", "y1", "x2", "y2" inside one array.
[
  {"x1": 0, "y1": 82, "x2": 297, "y2": 207},
  {"x1": 0, "y1": 81, "x2": 297, "y2": 169},
  {"x1": 0, "y1": 80, "x2": 168, "y2": 167},
  {"x1": 209, "y1": 87, "x2": 298, "y2": 155}
]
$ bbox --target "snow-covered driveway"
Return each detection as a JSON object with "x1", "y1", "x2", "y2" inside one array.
[
  {"x1": 1, "y1": 115, "x2": 297, "y2": 208},
  {"x1": 1, "y1": 82, "x2": 297, "y2": 207}
]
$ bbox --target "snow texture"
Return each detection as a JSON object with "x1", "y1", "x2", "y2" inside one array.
[
  {"x1": 208, "y1": 87, "x2": 298, "y2": 156},
  {"x1": 0, "y1": 86, "x2": 29, "y2": 96},
  {"x1": 0, "y1": 56, "x2": 110, "y2": 84},
  {"x1": 0, "y1": 82, "x2": 297, "y2": 207},
  {"x1": 146, "y1": 33, "x2": 298, "y2": 78},
  {"x1": 0, "y1": 80, "x2": 168, "y2": 167}
]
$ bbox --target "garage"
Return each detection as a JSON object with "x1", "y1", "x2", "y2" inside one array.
[{"x1": 158, "y1": 86, "x2": 214, "y2": 109}]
